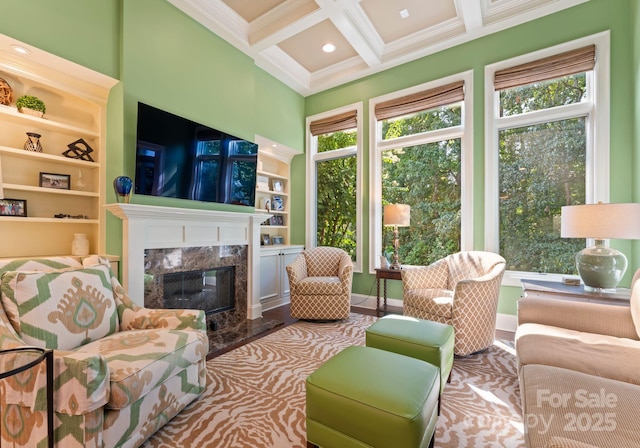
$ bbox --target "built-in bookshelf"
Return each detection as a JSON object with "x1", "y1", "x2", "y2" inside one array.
[{"x1": 0, "y1": 34, "x2": 117, "y2": 257}]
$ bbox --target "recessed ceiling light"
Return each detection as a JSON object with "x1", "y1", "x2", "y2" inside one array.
[
  {"x1": 322, "y1": 43, "x2": 336, "y2": 53},
  {"x1": 399, "y1": 9, "x2": 409, "y2": 19},
  {"x1": 11, "y1": 45, "x2": 30, "y2": 55}
]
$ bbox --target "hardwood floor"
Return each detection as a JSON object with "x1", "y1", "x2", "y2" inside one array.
[{"x1": 207, "y1": 303, "x2": 515, "y2": 359}]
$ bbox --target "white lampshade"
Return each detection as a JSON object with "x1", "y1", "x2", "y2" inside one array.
[
  {"x1": 560, "y1": 203, "x2": 640, "y2": 291},
  {"x1": 384, "y1": 204, "x2": 411, "y2": 227},
  {"x1": 561, "y1": 203, "x2": 640, "y2": 239}
]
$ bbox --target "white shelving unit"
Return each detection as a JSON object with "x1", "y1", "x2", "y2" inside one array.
[
  {"x1": 254, "y1": 135, "x2": 303, "y2": 310},
  {"x1": 0, "y1": 34, "x2": 117, "y2": 258},
  {"x1": 254, "y1": 136, "x2": 300, "y2": 246}
]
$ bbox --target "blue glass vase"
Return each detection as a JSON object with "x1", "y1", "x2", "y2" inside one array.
[{"x1": 113, "y1": 176, "x2": 133, "y2": 203}]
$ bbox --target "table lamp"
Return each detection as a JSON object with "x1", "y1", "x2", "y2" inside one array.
[
  {"x1": 561, "y1": 203, "x2": 640, "y2": 291},
  {"x1": 383, "y1": 204, "x2": 411, "y2": 270}
]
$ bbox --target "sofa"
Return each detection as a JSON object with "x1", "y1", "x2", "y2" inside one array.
[
  {"x1": 515, "y1": 269, "x2": 640, "y2": 447},
  {"x1": 0, "y1": 255, "x2": 208, "y2": 448}
]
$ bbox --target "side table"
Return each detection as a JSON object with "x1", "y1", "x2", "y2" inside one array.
[
  {"x1": 0, "y1": 347, "x2": 54, "y2": 448},
  {"x1": 521, "y1": 279, "x2": 631, "y2": 306},
  {"x1": 375, "y1": 267, "x2": 403, "y2": 316}
]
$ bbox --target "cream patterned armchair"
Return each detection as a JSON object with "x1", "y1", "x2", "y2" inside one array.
[
  {"x1": 286, "y1": 247, "x2": 353, "y2": 320},
  {"x1": 0, "y1": 255, "x2": 208, "y2": 448},
  {"x1": 402, "y1": 251, "x2": 506, "y2": 356}
]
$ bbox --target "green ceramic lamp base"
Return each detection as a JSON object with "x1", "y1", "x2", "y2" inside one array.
[{"x1": 576, "y1": 240, "x2": 627, "y2": 292}]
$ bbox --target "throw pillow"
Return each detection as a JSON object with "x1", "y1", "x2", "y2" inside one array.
[{"x1": 0, "y1": 263, "x2": 118, "y2": 350}]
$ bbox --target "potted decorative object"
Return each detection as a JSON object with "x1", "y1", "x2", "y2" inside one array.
[
  {"x1": 0, "y1": 78, "x2": 13, "y2": 106},
  {"x1": 16, "y1": 94, "x2": 46, "y2": 118}
]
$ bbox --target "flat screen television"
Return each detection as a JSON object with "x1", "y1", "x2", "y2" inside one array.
[{"x1": 134, "y1": 102, "x2": 258, "y2": 207}]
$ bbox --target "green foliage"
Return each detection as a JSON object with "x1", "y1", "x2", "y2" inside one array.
[
  {"x1": 16, "y1": 95, "x2": 46, "y2": 113},
  {"x1": 314, "y1": 73, "x2": 587, "y2": 275},
  {"x1": 316, "y1": 131, "x2": 358, "y2": 258},
  {"x1": 498, "y1": 75, "x2": 587, "y2": 274},
  {"x1": 381, "y1": 107, "x2": 462, "y2": 266}
]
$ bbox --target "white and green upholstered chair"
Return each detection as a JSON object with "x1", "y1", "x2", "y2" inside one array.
[{"x1": 0, "y1": 255, "x2": 208, "y2": 448}]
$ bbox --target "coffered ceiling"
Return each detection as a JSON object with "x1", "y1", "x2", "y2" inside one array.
[{"x1": 167, "y1": 0, "x2": 588, "y2": 96}]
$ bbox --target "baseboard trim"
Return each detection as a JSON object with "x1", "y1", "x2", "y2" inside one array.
[
  {"x1": 260, "y1": 297, "x2": 290, "y2": 314},
  {"x1": 350, "y1": 293, "x2": 518, "y2": 332}
]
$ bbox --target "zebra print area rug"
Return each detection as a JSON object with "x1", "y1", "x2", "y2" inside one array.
[{"x1": 143, "y1": 313, "x2": 524, "y2": 447}]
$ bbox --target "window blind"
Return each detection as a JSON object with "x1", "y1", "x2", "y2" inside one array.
[
  {"x1": 374, "y1": 80, "x2": 464, "y2": 121},
  {"x1": 494, "y1": 45, "x2": 596, "y2": 91},
  {"x1": 309, "y1": 110, "x2": 357, "y2": 136}
]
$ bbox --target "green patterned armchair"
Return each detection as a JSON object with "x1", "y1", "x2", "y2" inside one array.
[{"x1": 0, "y1": 256, "x2": 208, "y2": 448}]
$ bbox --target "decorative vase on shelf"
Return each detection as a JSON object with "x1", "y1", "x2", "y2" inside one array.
[
  {"x1": 24, "y1": 132, "x2": 43, "y2": 152},
  {"x1": 75, "y1": 169, "x2": 86, "y2": 191},
  {"x1": 71, "y1": 233, "x2": 90, "y2": 256},
  {"x1": 113, "y1": 176, "x2": 133, "y2": 203}
]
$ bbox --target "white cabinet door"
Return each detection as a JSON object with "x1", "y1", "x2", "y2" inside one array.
[{"x1": 259, "y1": 251, "x2": 280, "y2": 302}]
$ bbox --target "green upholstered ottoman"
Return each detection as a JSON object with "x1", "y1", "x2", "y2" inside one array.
[
  {"x1": 365, "y1": 315, "x2": 454, "y2": 395},
  {"x1": 306, "y1": 345, "x2": 439, "y2": 448}
]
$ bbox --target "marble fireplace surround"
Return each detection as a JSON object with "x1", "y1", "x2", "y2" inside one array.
[{"x1": 105, "y1": 203, "x2": 267, "y2": 320}]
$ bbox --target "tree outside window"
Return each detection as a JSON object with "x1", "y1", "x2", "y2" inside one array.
[
  {"x1": 381, "y1": 106, "x2": 462, "y2": 266},
  {"x1": 316, "y1": 130, "x2": 357, "y2": 259},
  {"x1": 498, "y1": 74, "x2": 588, "y2": 274}
]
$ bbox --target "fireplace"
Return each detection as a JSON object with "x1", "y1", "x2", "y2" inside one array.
[
  {"x1": 106, "y1": 203, "x2": 282, "y2": 354},
  {"x1": 105, "y1": 203, "x2": 266, "y2": 320},
  {"x1": 144, "y1": 245, "x2": 248, "y2": 331},
  {"x1": 162, "y1": 266, "x2": 234, "y2": 314}
]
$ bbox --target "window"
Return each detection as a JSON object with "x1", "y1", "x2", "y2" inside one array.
[
  {"x1": 306, "y1": 104, "x2": 363, "y2": 270},
  {"x1": 370, "y1": 72, "x2": 473, "y2": 271},
  {"x1": 485, "y1": 33, "x2": 610, "y2": 285}
]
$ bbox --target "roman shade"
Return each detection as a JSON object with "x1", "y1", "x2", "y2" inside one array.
[
  {"x1": 374, "y1": 81, "x2": 464, "y2": 121},
  {"x1": 309, "y1": 110, "x2": 357, "y2": 136},
  {"x1": 494, "y1": 45, "x2": 595, "y2": 91}
]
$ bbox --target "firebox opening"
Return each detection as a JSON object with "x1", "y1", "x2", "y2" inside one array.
[{"x1": 162, "y1": 266, "x2": 235, "y2": 315}]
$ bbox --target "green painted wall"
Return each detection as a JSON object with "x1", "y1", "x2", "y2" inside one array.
[
  {"x1": 633, "y1": 0, "x2": 640, "y2": 266},
  {"x1": 0, "y1": 0, "x2": 120, "y2": 79},
  {"x1": 302, "y1": 0, "x2": 636, "y2": 315}
]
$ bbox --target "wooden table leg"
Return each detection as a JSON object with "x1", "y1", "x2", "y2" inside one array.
[{"x1": 376, "y1": 276, "x2": 381, "y2": 317}]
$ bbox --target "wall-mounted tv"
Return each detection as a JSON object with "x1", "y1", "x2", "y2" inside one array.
[{"x1": 135, "y1": 102, "x2": 258, "y2": 207}]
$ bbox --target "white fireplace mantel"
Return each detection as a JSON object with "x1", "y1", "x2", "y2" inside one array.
[{"x1": 106, "y1": 203, "x2": 269, "y2": 319}]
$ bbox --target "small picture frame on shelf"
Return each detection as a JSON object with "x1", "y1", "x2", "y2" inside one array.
[
  {"x1": 272, "y1": 235, "x2": 284, "y2": 245},
  {"x1": 269, "y1": 215, "x2": 284, "y2": 226},
  {"x1": 39, "y1": 172, "x2": 70, "y2": 190},
  {"x1": 272, "y1": 195, "x2": 284, "y2": 211},
  {"x1": 256, "y1": 175, "x2": 270, "y2": 191},
  {"x1": 271, "y1": 179, "x2": 283, "y2": 192},
  {"x1": 0, "y1": 198, "x2": 27, "y2": 217},
  {"x1": 261, "y1": 233, "x2": 271, "y2": 245}
]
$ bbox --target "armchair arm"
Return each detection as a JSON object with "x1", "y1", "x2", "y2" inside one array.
[
  {"x1": 452, "y1": 271, "x2": 503, "y2": 319},
  {"x1": 111, "y1": 277, "x2": 206, "y2": 332},
  {"x1": 3, "y1": 349, "x2": 109, "y2": 415},
  {"x1": 286, "y1": 254, "x2": 308, "y2": 288},
  {"x1": 401, "y1": 259, "x2": 449, "y2": 291},
  {"x1": 338, "y1": 256, "x2": 354, "y2": 292},
  {"x1": 518, "y1": 297, "x2": 638, "y2": 340}
]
